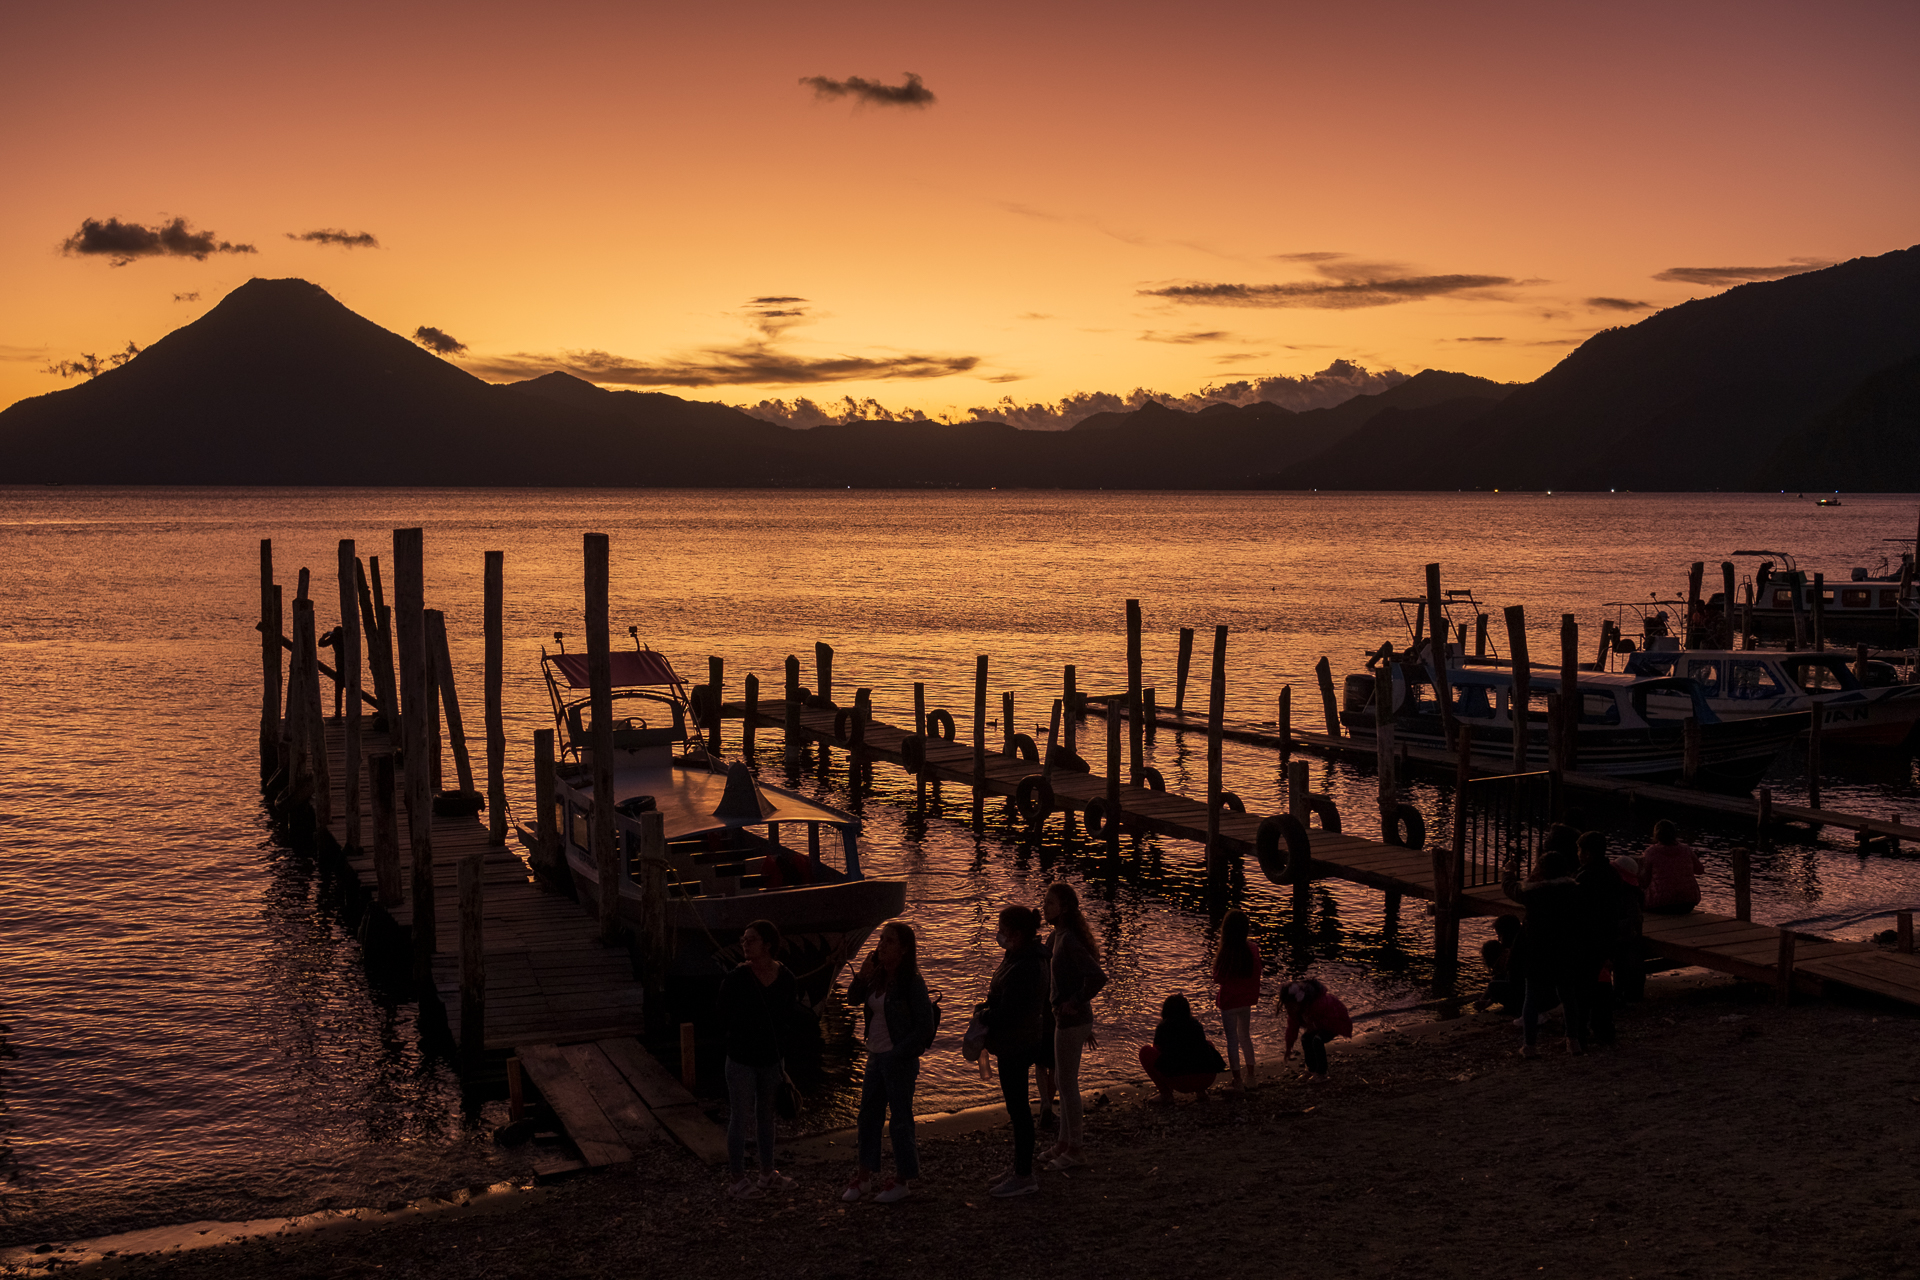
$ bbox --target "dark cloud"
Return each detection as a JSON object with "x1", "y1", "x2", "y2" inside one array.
[
  {"x1": 957, "y1": 359, "x2": 1410, "y2": 430},
  {"x1": 1453, "y1": 336, "x2": 1507, "y2": 343},
  {"x1": 1145, "y1": 255, "x2": 1516, "y2": 310},
  {"x1": 61, "y1": 216, "x2": 256, "y2": 266},
  {"x1": 1140, "y1": 330, "x2": 1233, "y2": 344},
  {"x1": 1587, "y1": 296, "x2": 1652, "y2": 311},
  {"x1": 412, "y1": 326, "x2": 468, "y2": 356},
  {"x1": 742, "y1": 296, "x2": 815, "y2": 339},
  {"x1": 287, "y1": 228, "x2": 380, "y2": 249},
  {"x1": 1652, "y1": 258, "x2": 1831, "y2": 287},
  {"x1": 748, "y1": 295, "x2": 806, "y2": 305},
  {"x1": 172, "y1": 291, "x2": 200, "y2": 303},
  {"x1": 800, "y1": 71, "x2": 935, "y2": 107},
  {"x1": 469, "y1": 344, "x2": 978, "y2": 388}
]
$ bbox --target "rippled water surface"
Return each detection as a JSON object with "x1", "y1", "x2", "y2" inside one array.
[{"x1": 6, "y1": 486, "x2": 1920, "y2": 1242}]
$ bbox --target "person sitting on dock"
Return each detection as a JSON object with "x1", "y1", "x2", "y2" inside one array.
[
  {"x1": 1504, "y1": 848, "x2": 1591, "y2": 1058},
  {"x1": 1640, "y1": 819, "x2": 1704, "y2": 915},
  {"x1": 1139, "y1": 993, "x2": 1226, "y2": 1103},
  {"x1": 1472, "y1": 914, "x2": 1525, "y2": 1015},
  {"x1": 843, "y1": 920, "x2": 936, "y2": 1205},
  {"x1": 1277, "y1": 978, "x2": 1352, "y2": 1082},
  {"x1": 719, "y1": 919, "x2": 802, "y2": 1199}
]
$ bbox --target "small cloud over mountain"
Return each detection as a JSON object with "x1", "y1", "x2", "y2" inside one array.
[
  {"x1": 61, "y1": 217, "x2": 255, "y2": 266},
  {"x1": 288, "y1": 228, "x2": 380, "y2": 249},
  {"x1": 1145, "y1": 255, "x2": 1515, "y2": 310},
  {"x1": 472, "y1": 345, "x2": 977, "y2": 388},
  {"x1": 412, "y1": 326, "x2": 468, "y2": 356},
  {"x1": 172, "y1": 292, "x2": 200, "y2": 303},
  {"x1": 1652, "y1": 258, "x2": 1831, "y2": 287},
  {"x1": 1453, "y1": 336, "x2": 1507, "y2": 343},
  {"x1": 1587, "y1": 296, "x2": 1652, "y2": 311},
  {"x1": 800, "y1": 71, "x2": 935, "y2": 107}
]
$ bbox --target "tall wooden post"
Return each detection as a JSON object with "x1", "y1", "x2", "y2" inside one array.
[
  {"x1": 371, "y1": 751, "x2": 402, "y2": 905},
  {"x1": 1278, "y1": 686, "x2": 1292, "y2": 764},
  {"x1": 426, "y1": 609, "x2": 476, "y2": 797},
  {"x1": 1811, "y1": 573, "x2": 1826, "y2": 653},
  {"x1": 707, "y1": 655, "x2": 724, "y2": 755},
  {"x1": 336, "y1": 540, "x2": 363, "y2": 850},
  {"x1": 260, "y1": 539, "x2": 280, "y2": 777},
  {"x1": 532, "y1": 728, "x2": 560, "y2": 878},
  {"x1": 1790, "y1": 571, "x2": 1808, "y2": 649},
  {"x1": 1474, "y1": 613, "x2": 1488, "y2": 658},
  {"x1": 913, "y1": 682, "x2": 928, "y2": 812},
  {"x1": 484, "y1": 551, "x2": 507, "y2": 844},
  {"x1": 1142, "y1": 687, "x2": 1157, "y2": 742},
  {"x1": 459, "y1": 852, "x2": 485, "y2": 1063},
  {"x1": 815, "y1": 642, "x2": 834, "y2": 707},
  {"x1": 638, "y1": 810, "x2": 669, "y2": 990},
  {"x1": 356, "y1": 559, "x2": 397, "y2": 727},
  {"x1": 1174, "y1": 627, "x2": 1194, "y2": 716},
  {"x1": 287, "y1": 597, "x2": 316, "y2": 813},
  {"x1": 1287, "y1": 759, "x2": 1308, "y2": 823},
  {"x1": 1425, "y1": 563, "x2": 1457, "y2": 748},
  {"x1": 1063, "y1": 665, "x2": 1079, "y2": 759},
  {"x1": 1807, "y1": 702, "x2": 1823, "y2": 810},
  {"x1": 973, "y1": 654, "x2": 989, "y2": 828},
  {"x1": 1722, "y1": 561, "x2": 1737, "y2": 649},
  {"x1": 1373, "y1": 646, "x2": 1396, "y2": 813},
  {"x1": 1685, "y1": 561, "x2": 1705, "y2": 647},
  {"x1": 585, "y1": 534, "x2": 621, "y2": 944},
  {"x1": 743, "y1": 673, "x2": 759, "y2": 759},
  {"x1": 301, "y1": 596, "x2": 332, "y2": 832},
  {"x1": 1732, "y1": 846, "x2": 1751, "y2": 922},
  {"x1": 1104, "y1": 698, "x2": 1122, "y2": 850},
  {"x1": 1002, "y1": 691, "x2": 1015, "y2": 756},
  {"x1": 784, "y1": 654, "x2": 801, "y2": 764},
  {"x1": 1504, "y1": 606, "x2": 1531, "y2": 773},
  {"x1": 1315, "y1": 656, "x2": 1339, "y2": 739},
  {"x1": 1205, "y1": 625, "x2": 1228, "y2": 884},
  {"x1": 1126, "y1": 599, "x2": 1144, "y2": 784},
  {"x1": 393, "y1": 527, "x2": 434, "y2": 982},
  {"x1": 1558, "y1": 614, "x2": 1579, "y2": 773}
]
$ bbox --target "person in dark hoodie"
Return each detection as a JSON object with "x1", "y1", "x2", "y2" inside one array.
[
  {"x1": 1040, "y1": 882, "x2": 1106, "y2": 1171},
  {"x1": 842, "y1": 920, "x2": 936, "y2": 1205},
  {"x1": 718, "y1": 919, "x2": 801, "y2": 1198},
  {"x1": 1503, "y1": 845, "x2": 1592, "y2": 1058},
  {"x1": 983, "y1": 904, "x2": 1049, "y2": 1198}
]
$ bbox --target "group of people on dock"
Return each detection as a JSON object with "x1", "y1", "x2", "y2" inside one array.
[
  {"x1": 714, "y1": 888, "x2": 1353, "y2": 1203},
  {"x1": 1488, "y1": 818, "x2": 1703, "y2": 1057}
]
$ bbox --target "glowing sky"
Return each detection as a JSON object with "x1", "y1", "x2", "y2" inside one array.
[{"x1": 2, "y1": 0, "x2": 1915, "y2": 418}]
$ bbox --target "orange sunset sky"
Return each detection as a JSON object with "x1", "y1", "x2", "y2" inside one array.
[{"x1": 2, "y1": 0, "x2": 1915, "y2": 421}]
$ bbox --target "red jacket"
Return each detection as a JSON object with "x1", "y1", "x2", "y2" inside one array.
[{"x1": 1281, "y1": 983, "x2": 1352, "y2": 1054}]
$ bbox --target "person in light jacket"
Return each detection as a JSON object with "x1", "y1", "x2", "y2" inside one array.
[{"x1": 841, "y1": 920, "x2": 935, "y2": 1205}]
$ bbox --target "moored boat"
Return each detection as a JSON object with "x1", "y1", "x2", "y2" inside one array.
[{"x1": 1623, "y1": 645, "x2": 1920, "y2": 747}]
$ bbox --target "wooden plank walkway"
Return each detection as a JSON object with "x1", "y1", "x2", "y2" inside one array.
[
  {"x1": 308, "y1": 720, "x2": 729, "y2": 1165},
  {"x1": 750, "y1": 701, "x2": 1920, "y2": 1011}
]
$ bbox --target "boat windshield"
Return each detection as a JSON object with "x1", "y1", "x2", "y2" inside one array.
[{"x1": 1727, "y1": 659, "x2": 1788, "y2": 700}]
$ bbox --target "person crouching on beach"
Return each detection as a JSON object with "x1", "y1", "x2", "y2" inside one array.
[
  {"x1": 1278, "y1": 978, "x2": 1352, "y2": 1082},
  {"x1": 843, "y1": 920, "x2": 936, "y2": 1205},
  {"x1": 1473, "y1": 914, "x2": 1525, "y2": 1015},
  {"x1": 719, "y1": 919, "x2": 800, "y2": 1198},
  {"x1": 1139, "y1": 993, "x2": 1227, "y2": 1103},
  {"x1": 1640, "y1": 819, "x2": 1704, "y2": 915},
  {"x1": 983, "y1": 904, "x2": 1049, "y2": 1198},
  {"x1": 1212, "y1": 909, "x2": 1262, "y2": 1091}
]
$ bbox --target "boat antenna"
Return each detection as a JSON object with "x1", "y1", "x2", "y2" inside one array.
[{"x1": 553, "y1": 630, "x2": 566, "y2": 654}]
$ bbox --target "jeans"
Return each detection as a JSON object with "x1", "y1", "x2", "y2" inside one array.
[
  {"x1": 1522, "y1": 972, "x2": 1590, "y2": 1048},
  {"x1": 1301, "y1": 1030, "x2": 1330, "y2": 1076},
  {"x1": 725, "y1": 1056, "x2": 783, "y2": 1179},
  {"x1": 857, "y1": 1047, "x2": 921, "y2": 1180},
  {"x1": 1221, "y1": 1006, "x2": 1254, "y2": 1075},
  {"x1": 997, "y1": 1052, "x2": 1037, "y2": 1175},
  {"x1": 1054, "y1": 1023, "x2": 1092, "y2": 1150}
]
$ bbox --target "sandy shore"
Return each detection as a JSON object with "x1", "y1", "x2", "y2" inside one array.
[{"x1": 16, "y1": 971, "x2": 1920, "y2": 1280}]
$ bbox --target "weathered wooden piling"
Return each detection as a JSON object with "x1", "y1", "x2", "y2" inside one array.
[
  {"x1": 707, "y1": 655, "x2": 724, "y2": 754},
  {"x1": 973, "y1": 655, "x2": 989, "y2": 827},
  {"x1": 1808, "y1": 702, "x2": 1823, "y2": 809},
  {"x1": 1685, "y1": 561, "x2": 1705, "y2": 646},
  {"x1": 1104, "y1": 698, "x2": 1122, "y2": 848},
  {"x1": 784, "y1": 655, "x2": 802, "y2": 764},
  {"x1": 260, "y1": 539, "x2": 280, "y2": 776},
  {"x1": 285, "y1": 596, "x2": 315, "y2": 812},
  {"x1": 1812, "y1": 573, "x2": 1826, "y2": 653},
  {"x1": 1002, "y1": 690, "x2": 1015, "y2": 755},
  {"x1": 1776, "y1": 931, "x2": 1795, "y2": 1005},
  {"x1": 371, "y1": 750, "x2": 402, "y2": 906},
  {"x1": 532, "y1": 728, "x2": 560, "y2": 878},
  {"x1": 1063, "y1": 665, "x2": 1079, "y2": 759},
  {"x1": 638, "y1": 810, "x2": 669, "y2": 989},
  {"x1": 1499, "y1": 606, "x2": 1528, "y2": 772},
  {"x1": 300, "y1": 595, "x2": 332, "y2": 830},
  {"x1": 1790, "y1": 572, "x2": 1809, "y2": 649},
  {"x1": 1474, "y1": 612, "x2": 1488, "y2": 658},
  {"x1": 1425, "y1": 564, "x2": 1457, "y2": 747},
  {"x1": 337, "y1": 540, "x2": 363, "y2": 851},
  {"x1": 743, "y1": 673, "x2": 759, "y2": 758},
  {"x1": 1315, "y1": 656, "x2": 1339, "y2": 738},
  {"x1": 1732, "y1": 846, "x2": 1751, "y2": 922},
  {"x1": 1899, "y1": 911, "x2": 1914, "y2": 955},
  {"x1": 1558, "y1": 614, "x2": 1579, "y2": 772},
  {"x1": 425, "y1": 631, "x2": 444, "y2": 792},
  {"x1": 913, "y1": 681, "x2": 928, "y2": 811},
  {"x1": 1287, "y1": 759, "x2": 1308, "y2": 824},
  {"x1": 1205, "y1": 625, "x2": 1227, "y2": 883},
  {"x1": 815, "y1": 642, "x2": 834, "y2": 707},
  {"x1": 1126, "y1": 600, "x2": 1144, "y2": 784},
  {"x1": 1278, "y1": 687, "x2": 1292, "y2": 764},
  {"x1": 426, "y1": 609, "x2": 476, "y2": 797},
  {"x1": 1174, "y1": 627, "x2": 1194, "y2": 716},
  {"x1": 393, "y1": 527, "x2": 434, "y2": 982},
  {"x1": 1142, "y1": 687, "x2": 1157, "y2": 741},
  {"x1": 1721, "y1": 561, "x2": 1737, "y2": 648},
  {"x1": 459, "y1": 852, "x2": 485, "y2": 1062},
  {"x1": 1373, "y1": 645, "x2": 1395, "y2": 811},
  {"x1": 355, "y1": 559, "x2": 396, "y2": 725},
  {"x1": 485, "y1": 551, "x2": 507, "y2": 845},
  {"x1": 584, "y1": 533, "x2": 621, "y2": 945}
]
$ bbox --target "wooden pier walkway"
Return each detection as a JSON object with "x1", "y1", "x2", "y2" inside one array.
[
  {"x1": 310, "y1": 721, "x2": 727, "y2": 1166},
  {"x1": 749, "y1": 700, "x2": 1920, "y2": 1011}
]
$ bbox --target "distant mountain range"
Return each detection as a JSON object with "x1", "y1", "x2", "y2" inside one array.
[{"x1": 3, "y1": 246, "x2": 1915, "y2": 489}]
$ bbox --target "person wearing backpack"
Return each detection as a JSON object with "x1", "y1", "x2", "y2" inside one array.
[{"x1": 841, "y1": 920, "x2": 936, "y2": 1204}]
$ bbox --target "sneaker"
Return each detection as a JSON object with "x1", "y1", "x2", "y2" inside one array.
[
  {"x1": 990, "y1": 1172, "x2": 1039, "y2": 1198},
  {"x1": 1038, "y1": 1142, "x2": 1066, "y2": 1163},
  {"x1": 873, "y1": 1177, "x2": 911, "y2": 1204},
  {"x1": 1045, "y1": 1152, "x2": 1084, "y2": 1171},
  {"x1": 727, "y1": 1176, "x2": 764, "y2": 1199},
  {"x1": 759, "y1": 1170, "x2": 795, "y2": 1192},
  {"x1": 841, "y1": 1170, "x2": 875, "y2": 1202}
]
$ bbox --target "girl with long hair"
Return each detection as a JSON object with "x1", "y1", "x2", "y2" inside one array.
[
  {"x1": 842, "y1": 920, "x2": 936, "y2": 1204},
  {"x1": 1211, "y1": 909, "x2": 1261, "y2": 1091},
  {"x1": 1041, "y1": 882, "x2": 1106, "y2": 1170}
]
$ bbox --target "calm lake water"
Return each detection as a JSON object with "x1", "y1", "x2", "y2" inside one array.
[{"x1": 5, "y1": 486, "x2": 1920, "y2": 1244}]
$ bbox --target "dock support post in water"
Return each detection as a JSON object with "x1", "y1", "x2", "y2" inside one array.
[
  {"x1": 1143, "y1": 687, "x2": 1156, "y2": 742},
  {"x1": 1808, "y1": 703, "x2": 1824, "y2": 810},
  {"x1": 371, "y1": 751, "x2": 402, "y2": 906},
  {"x1": 1060, "y1": 667, "x2": 1077, "y2": 835},
  {"x1": 459, "y1": 852, "x2": 485, "y2": 1064},
  {"x1": 743, "y1": 673, "x2": 759, "y2": 759},
  {"x1": 1425, "y1": 564, "x2": 1457, "y2": 749},
  {"x1": 1104, "y1": 697, "x2": 1122, "y2": 852},
  {"x1": 1127, "y1": 600, "x2": 1144, "y2": 785},
  {"x1": 913, "y1": 682, "x2": 927, "y2": 813},
  {"x1": 1205, "y1": 625, "x2": 1227, "y2": 887},
  {"x1": 533, "y1": 729, "x2": 559, "y2": 879},
  {"x1": 1373, "y1": 644, "x2": 1396, "y2": 816},
  {"x1": 1174, "y1": 627, "x2": 1193, "y2": 716},
  {"x1": 1558, "y1": 614, "x2": 1579, "y2": 773},
  {"x1": 815, "y1": 642, "x2": 834, "y2": 708},
  {"x1": 584, "y1": 533, "x2": 621, "y2": 946},
  {"x1": 260, "y1": 539, "x2": 280, "y2": 779},
  {"x1": 638, "y1": 810, "x2": 669, "y2": 991},
  {"x1": 1315, "y1": 656, "x2": 1338, "y2": 740},
  {"x1": 784, "y1": 654, "x2": 801, "y2": 764},
  {"x1": 1278, "y1": 687, "x2": 1291, "y2": 764},
  {"x1": 1732, "y1": 846, "x2": 1751, "y2": 922},
  {"x1": 1812, "y1": 572, "x2": 1825, "y2": 652},
  {"x1": 427, "y1": 609, "x2": 476, "y2": 798},
  {"x1": 338, "y1": 540, "x2": 363, "y2": 852},
  {"x1": 707, "y1": 655, "x2": 724, "y2": 755},
  {"x1": 1002, "y1": 690, "x2": 1015, "y2": 756},
  {"x1": 1505, "y1": 606, "x2": 1530, "y2": 774},
  {"x1": 485, "y1": 551, "x2": 507, "y2": 845},
  {"x1": 1474, "y1": 612, "x2": 1488, "y2": 658},
  {"x1": 394, "y1": 527, "x2": 434, "y2": 983},
  {"x1": 973, "y1": 655, "x2": 989, "y2": 830}
]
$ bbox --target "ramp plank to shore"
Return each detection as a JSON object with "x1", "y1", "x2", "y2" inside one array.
[{"x1": 747, "y1": 700, "x2": 1920, "y2": 1012}]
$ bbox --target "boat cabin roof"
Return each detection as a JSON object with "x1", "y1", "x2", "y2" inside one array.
[
  {"x1": 546, "y1": 649, "x2": 684, "y2": 689},
  {"x1": 559, "y1": 758, "x2": 858, "y2": 842}
]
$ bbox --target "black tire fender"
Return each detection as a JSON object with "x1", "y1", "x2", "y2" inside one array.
[
  {"x1": 1009, "y1": 733, "x2": 1039, "y2": 763},
  {"x1": 1015, "y1": 774, "x2": 1055, "y2": 824},
  {"x1": 1255, "y1": 813, "x2": 1314, "y2": 885},
  {"x1": 1082, "y1": 797, "x2": 1116, "y2": 839},
  {"x1": 1215, "y1": 790, "x2": 1245, "y2": 814},
  {"x1": 832, "y1": 708, "x2": 865, "y2": 747},
  {"x1": 1049, "y1": 745, "x2": 1090, "y2": 773},
  {"x1": 1303, "y1": 793, "x2": 1341, "y2": 833},
  {"x1": 926, "y1": 708, "x2": 957, "y2": 742},
  {"x1": 900, "y1": 734, "x2": 927, "y2": 773},
  {"x1": 1140, "y1": 766, "x2": 1166, "y2": 791},
  {"x1": 1382, "y1": 802, "x2": 1425, "y2": 850}
]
